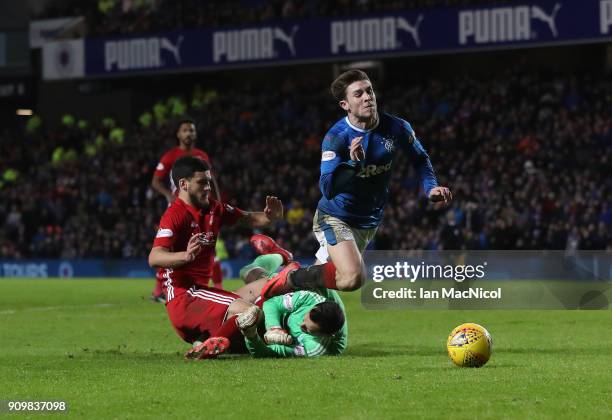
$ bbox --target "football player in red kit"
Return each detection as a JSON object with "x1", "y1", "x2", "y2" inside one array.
[
  {"x1": 148, "y1": 156, "x2": 281, "y2": 359},
  {"x1": 150, "y1": 118, "x2": 223, "y2": 302}
]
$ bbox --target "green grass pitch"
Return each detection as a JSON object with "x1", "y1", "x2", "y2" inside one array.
[{"x1": 1, "y1": 278, "x2": 611, "y2": 419}]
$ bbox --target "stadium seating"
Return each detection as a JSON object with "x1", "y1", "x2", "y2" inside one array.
[
  {"x1": 34, "y1": 0, "x2": 506, "y2": 36},
  {"x1": 1, "y1": 70, "x2": 610, "y2": 259}
]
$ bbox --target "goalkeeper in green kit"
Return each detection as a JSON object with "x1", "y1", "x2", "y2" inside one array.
[{"x1": 236, "y1": 234, "x2": 348, "y2": 357}]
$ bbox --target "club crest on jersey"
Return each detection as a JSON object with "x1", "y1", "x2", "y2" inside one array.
[
  {"x1": 156, "y1": 162, "x2": 164, "y2": 170},
  {"x1": 383, "y1": 137, "x2": 395, "y2": 152}
]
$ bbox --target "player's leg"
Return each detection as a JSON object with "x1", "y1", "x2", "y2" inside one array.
[
  {"x1": 211, "y1": 260, "x2": 223, "y2": 289},
  {"x1": 249, "y1": 234, "x2": 293, "y2": 264},
  {"x1": 261, "y1": 211, "x2": 375, "y2": 296},
  {"x1": 151, "y1": 268, "x2": 166, "y2": 303},
  {"x1": 323, "y1": 240, "x2": 366, "y2": 290},
  {"x1": 285, "y1": 249, "x2": 361, "y2": 291},
  {"x1": 233, "y1": 248, "x2": 287, "y2": 301},
  {"x1": 172, "y1": 287, "x2": 247, "y2": 359},
  {"x1": 291, "y1": 211, "x2": 366, "y2": 291},
  {"x1": 239, "y1": 253, "x2": 284, "y2": 284}
]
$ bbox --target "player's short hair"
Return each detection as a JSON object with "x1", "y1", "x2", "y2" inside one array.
[
  {"x1": 309, "y1": 301, "x2": 345, "y2": 335},
  {"x1": 330, "y1": 70, "x2": 371, "y2": 101},
  {"x1": 175, "y1": 117, "x2": 196, "y2": 134},
  {"x1": 171, "y1": 156, "x2": 210, "y2": 187}
]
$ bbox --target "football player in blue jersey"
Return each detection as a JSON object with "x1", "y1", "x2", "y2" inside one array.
[{"x1": 262, "y1": 69, "x2": 451, "y2": 297}]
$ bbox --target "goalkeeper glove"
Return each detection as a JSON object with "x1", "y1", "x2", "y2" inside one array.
[
  {"x1": 264, "y1": 327, "x2": 293, "y2": 345},
  {"x1": 236, "y1": 306, "x2": 261, "y2": 329}
]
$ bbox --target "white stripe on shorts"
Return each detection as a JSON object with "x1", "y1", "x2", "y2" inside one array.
[
  {"x1": 189, "y1": 287, "x2": 235, "y2": 303},
  {"x1": 187, "y1": 288, "x2": 235, "y2": 306},
  {"x1": 163, "y1": 268, "x2": 175, "y2": 302}
]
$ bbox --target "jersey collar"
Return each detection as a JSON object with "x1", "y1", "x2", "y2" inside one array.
[
  {"x1": 175, "y1": 197, "x2": 203, "y2": 221},
  {"x1": 345, "y1": 116, "x2": 380, "y2": 133}
]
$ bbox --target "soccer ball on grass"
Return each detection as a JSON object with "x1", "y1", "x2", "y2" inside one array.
[{"x1": 446, "y1": 323, "x2": 492, "y2": 367}]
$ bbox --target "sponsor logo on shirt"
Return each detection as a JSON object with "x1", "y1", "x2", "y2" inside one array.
[
  {"x1": 322, "y1": 151, "x2": 336, "y2": 161},
  {"x1": 156, "y1": 228, "x2": 173, "y2": 238},
  {"x1": 356, "y1": 162, "x2": 393, "y2": 178},
  {"x1": 199, "y1": 231, "x2": 216, "y2": 246}
]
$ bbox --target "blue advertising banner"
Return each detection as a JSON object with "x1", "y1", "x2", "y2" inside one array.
[
  {"x1": 0, "y1": 258, "x2": 314, "y2": 279},
  {"x1": 81, "y1": 0, "x2": 612, "y2": 78},
  {"x1": 0, "y1": 259, "x2": 154, "y2": 278}
]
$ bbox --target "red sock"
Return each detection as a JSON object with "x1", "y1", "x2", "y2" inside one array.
[
  {"x1": 212, "y1": 261, "x2": 223, "y2": 290},
  {"x1": 321, "y1": 262, "x2": 338, "y2": 289}
]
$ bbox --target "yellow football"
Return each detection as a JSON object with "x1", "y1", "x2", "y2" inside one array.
[{"x1": 446, "y1": 323, "x2": 492, "y2": 367}]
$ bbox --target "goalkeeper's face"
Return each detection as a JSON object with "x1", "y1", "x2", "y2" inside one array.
[{"x1": 300, "y1": 311, "x2": 323, "y2": 337}]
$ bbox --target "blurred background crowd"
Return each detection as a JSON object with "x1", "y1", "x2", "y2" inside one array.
[
  {"x1": 2, "y1": 66, "x2": 610, "y2": 259},
  {"x1": 35, "y1": 0, "x2": 502, "y2": 35}
]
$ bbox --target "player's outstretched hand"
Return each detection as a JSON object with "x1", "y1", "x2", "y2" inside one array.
[
  {"x1": 428, "y1": 186, "x2": 452, "y2": 204},
  {"x1": 184, "y1": 234, "x2": 203, "y2": 262},
  {"x1": 264, "y1": 327, "x2": 293, "y2": 345},
  {"x1": 349, "y1": 136, "x2": 365, "y2": 162},
  {"x1": 264, "y1": 196, "x2": 283, "y2": 223}
]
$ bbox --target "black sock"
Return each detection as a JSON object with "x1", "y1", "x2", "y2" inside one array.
[{"x1": 289, "y1": 265, "x2": 326, "y2": 290}]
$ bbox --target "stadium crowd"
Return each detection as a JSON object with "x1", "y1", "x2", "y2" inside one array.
[
  {"x1": 37, "y1": 0, "x2": 504, "y2": 36},
  {"x1": 1, "y1": 69, "x2": 611, "y2": 259}
]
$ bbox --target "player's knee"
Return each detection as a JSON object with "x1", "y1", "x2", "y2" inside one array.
[
  {"x1": 227, "y1": 299, "x2": 254, "y2": 318},
  {"x1": 336, "y1": 270, "x2": 365, "y2": 291}
]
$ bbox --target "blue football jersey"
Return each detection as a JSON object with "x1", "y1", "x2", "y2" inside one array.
[{"x1": 317, "y1": 112, "x2": 438, "y2": 229}]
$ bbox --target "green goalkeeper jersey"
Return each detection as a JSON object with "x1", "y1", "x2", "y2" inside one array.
[{"x1": 245, "y1": 289, "x2": 348, "y2": 357}]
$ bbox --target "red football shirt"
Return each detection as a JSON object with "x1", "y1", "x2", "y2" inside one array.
[
  {"x1": 152, "y1": 198, "x2": 244, "y2": 299},
  {"x1": 154, "y1": 147, "x2": 211, "y2": 192}
]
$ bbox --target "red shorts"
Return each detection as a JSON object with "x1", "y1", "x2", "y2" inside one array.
[{"x1": 166, "y1": 286, "x2": 240, "y2": 344}]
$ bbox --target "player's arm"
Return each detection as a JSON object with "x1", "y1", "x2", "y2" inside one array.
[
  {"x1": 243, "y1": 334, "x2": 298, "y2": 358},
  {"x1": 151, "y1": 156, "x2": 175, "y2": 202},
  {"x1": 403, "y1": 125, "x2": 451, "y2": 204},
  {"x1": 319, "y1": 134, "x2": 362, "y2": 199},
  {"x1": 151, "y1": 176, "x2": 174, "y2": 202},
  {"x1": 148, "y1": 234, "x2": 202, "y2": 268},
  {"x1": 301, "y1": 336, "x2": 331, "y2": 358},
  {"x1": 234, "y1": 196, "x2": 284, "y2": 229},
  {"x1": 244, "y1": 334, "x2": 331, "y2": 358},
  {"x1": 239, "y1": 295, "x2": 294, "y2": 357},
  {"x1": 262, "y1": 295, "x2": 292, "y2": 329}
]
